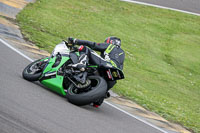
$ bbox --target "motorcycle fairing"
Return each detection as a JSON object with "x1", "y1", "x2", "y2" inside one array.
[{"x1": 40, "y1": 54, "x2": 70, "y2": 96}]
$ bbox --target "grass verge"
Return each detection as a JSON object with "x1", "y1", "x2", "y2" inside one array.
[{"x1": 17, "y1": 0, "x2": 200, "y2": 132}]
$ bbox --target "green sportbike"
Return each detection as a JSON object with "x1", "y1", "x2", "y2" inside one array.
[{"x1": 22, "y1": 40, "x2": 124, "y2": 106}]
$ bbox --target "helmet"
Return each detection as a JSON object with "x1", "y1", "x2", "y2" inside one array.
[{"x1": 105, "y1": 36, "x2": 121, "y2": 47}]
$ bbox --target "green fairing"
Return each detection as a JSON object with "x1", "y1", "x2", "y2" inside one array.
[
  {"x1": 40, "y1": 56, "x2": 70, "y2": 96},
  {"x1": 42, "y1": 57, "x2": 56, "y2": 73},
  {"x1": 41, "y1": 75, "x2": 66, "y2": 95},
  {"x1": 43, "y1": 56, "x2": 69, "y2": 73}
]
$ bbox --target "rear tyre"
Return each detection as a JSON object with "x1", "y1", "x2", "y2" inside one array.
[
  {"x1": 22, "y1": 59, "x2": 43, "y2": 81},
  {"x1": 66, "y1": 75, "x2": 107, "y2": 106}
]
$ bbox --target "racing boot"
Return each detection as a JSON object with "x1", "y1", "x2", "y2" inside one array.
[
  {"x1": 93, "y1": 98, "x2": 104, "y2": 108},
  {"x1": 70, "y1": 54, "x2": 88, "y2": 71}
]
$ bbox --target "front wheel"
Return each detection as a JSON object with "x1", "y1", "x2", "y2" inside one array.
[
  {"x1": 66, "y1": 75, "x2": 107, "y2": 106},
  {"x1": 22, "y1": 59, "x2": 45, "y2": 81}
]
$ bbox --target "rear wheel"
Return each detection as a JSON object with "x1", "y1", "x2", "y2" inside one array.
[
  {"x1": 66, "y1": 75, "x2": 107, "y2": 106},
  {"x1": 22, "y1": 59, "x2": 45, "y2": 81}
]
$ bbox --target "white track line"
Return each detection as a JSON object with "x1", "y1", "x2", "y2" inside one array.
[
  {"x1": 0, "y1": 38, "x2": 168, "y2": 133},
  {"x1": 121, "y1": 0, "x2": 200, "y2": 16},
  {"x1": 105, "y1": 101, "x2": 168, "y2": 133},
  {"x1": 0, "y1": 39, "x2": 34, "y2": 62}
]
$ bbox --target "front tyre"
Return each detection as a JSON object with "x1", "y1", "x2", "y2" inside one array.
[
  {"x1": 66, "y1": 76, "x2": 107, "y2": 106},
  {"x1": 22, "y1": 59, "x2": 43, "y2": 81}
]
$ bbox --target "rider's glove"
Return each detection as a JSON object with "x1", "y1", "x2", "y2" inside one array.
[{"x1": 68, "y1": 37, "x2": 76, "y2": 45}]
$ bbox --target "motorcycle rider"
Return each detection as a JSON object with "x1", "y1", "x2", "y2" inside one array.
[{"x1": 68, "y1": 36, "x2": 125, "y2": 94}]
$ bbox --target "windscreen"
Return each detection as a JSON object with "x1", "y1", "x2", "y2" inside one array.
[{"x1": 52, "y1": 41, "x2": 70, "y2": 56}]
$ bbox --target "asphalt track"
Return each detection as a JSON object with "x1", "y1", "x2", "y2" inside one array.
[
  {"x1": 123, "y1": 0, "x2": 200, "y2": 15},
  {"x1": 0, "y1": 41, "x2": 164, "y2": 133}
]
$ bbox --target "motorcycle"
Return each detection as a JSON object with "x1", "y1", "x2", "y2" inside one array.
[{"x1": 22, "y1": 40, "x2": 124, "y2": 106}]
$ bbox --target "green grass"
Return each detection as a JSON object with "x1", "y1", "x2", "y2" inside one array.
[{"x1": 17, "y1": 0, "x2": 200, "y2": 132}]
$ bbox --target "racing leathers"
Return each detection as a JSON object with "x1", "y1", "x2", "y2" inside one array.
[{"x1": 74, "y1": 39, "x2": 125, "y2": 70}]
